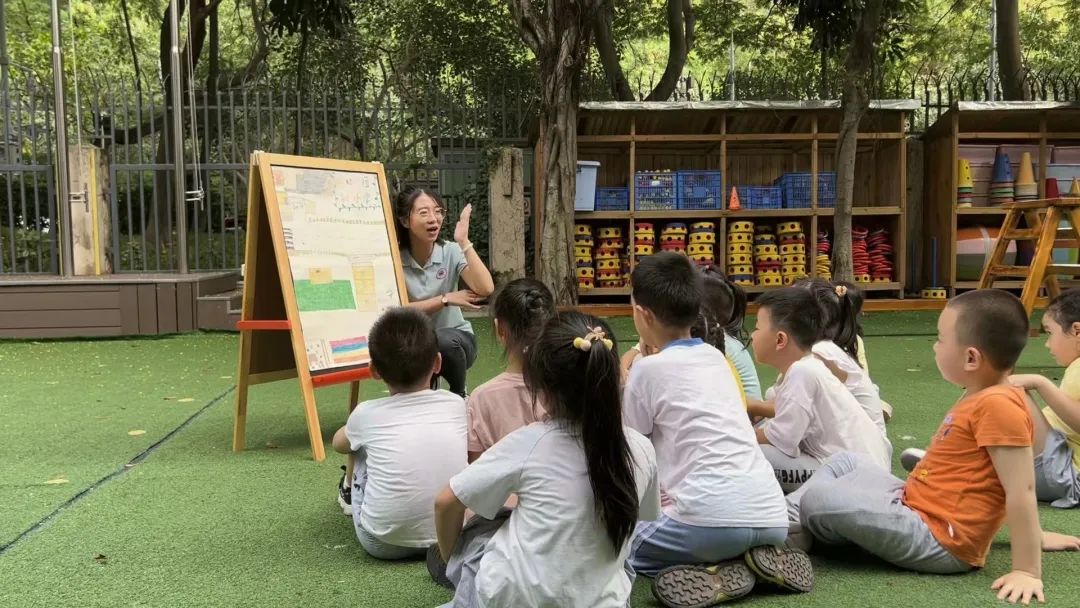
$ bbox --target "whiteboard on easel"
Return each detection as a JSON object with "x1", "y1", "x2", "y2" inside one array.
[{"x1": 257, "y1": 154, "x2": 407, "y2": 374}]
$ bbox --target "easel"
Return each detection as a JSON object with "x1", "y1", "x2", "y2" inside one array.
[
  {"x1": 979, "y1": 197, "x2": 1080, "y2": 317},
  {"x1": 233, "y1": 152, "x2": 406, "y2": 461}
]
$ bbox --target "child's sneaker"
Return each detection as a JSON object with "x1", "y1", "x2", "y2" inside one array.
[
  {"x1": 900, "y1": 448, "x2": 926, "y2": 472},
  {"x1": 743, "y1": 545, "x2": 814, "y2": 593},
  {"x1": 652, "y1": 561, "x2": 756, "y2": 608},
  {"x1": 426, "y1": 543, "x2": 454, "y2": 589},
  {"x1": 337, "y1": 465, "x2": 352, "y2": 516}
]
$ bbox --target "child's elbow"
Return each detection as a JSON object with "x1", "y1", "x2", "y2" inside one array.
[{"x1": 434, "y1": 486, "x2": 460, "y2": 513}]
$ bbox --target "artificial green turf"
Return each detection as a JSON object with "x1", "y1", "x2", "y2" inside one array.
[{"x1": 2, "y1": 313, "x2": 1079, "y2": 607}]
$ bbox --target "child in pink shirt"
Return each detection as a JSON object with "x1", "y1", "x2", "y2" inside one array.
[{"x1": 467, "y1": 278, "x2": 555, "y2": 462}]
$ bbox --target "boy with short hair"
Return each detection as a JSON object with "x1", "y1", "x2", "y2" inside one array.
[
  {"x1": 623, "y1": 253, "x2": 812, "y2": 605},
  {"x1": 332, "y1": 307, "x2": 467, "y2": 560},
  {"x1": 750, "y1": 288, "x2": 891, "y2": 492},
  {"x1": 798, "y1": 289, "x2": 1080, "y2": 603}
]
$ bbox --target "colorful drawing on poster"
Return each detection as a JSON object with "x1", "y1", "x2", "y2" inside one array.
[
  {"x1": 308, "y1": 267, "x2": 333, "y2": 285},
  {"x1": 294, "y1": 279, "x2": 356, "y2": 312},
  {"x1": 352, "y1": 263, "x2": 376, "y2": 311},
  {"x1": 306, "y1": 340, "x2": 331, "y2": 369},
  {"x1": 330, "y1": 337, "x2": 368, "y2": 365}
]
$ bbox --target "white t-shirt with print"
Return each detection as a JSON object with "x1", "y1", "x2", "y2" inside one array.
[
  {"x1": 623, "y1": 339, "x2": 787, "y2": 528},
  {"x1": 763, "y1": 355, "x2": 891, "y2": 470},
  {"x1": 450, "y1": 422, "x2": 659, "y2": 608},
  {"x1": 811, "y1": 340, "x2": 887, "y2": 435},
  {"x1": 345, "y1": 389, "x2": 467, "y2": 547}
]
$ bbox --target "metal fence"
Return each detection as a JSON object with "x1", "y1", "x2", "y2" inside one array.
[
  {"x1": 0, "y1": 65, "x2": 57, "y2": 274},
  {"x1": 3, "y1": 65, "x2": 1080, "y2": 275}
]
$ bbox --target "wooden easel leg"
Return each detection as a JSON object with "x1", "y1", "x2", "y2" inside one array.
[
  {"x1": 233, "y1": 329, "x2": 253, "y2": 452},
  {"x1": 348, "y1": 381, "x2": 361, "y2": 413},
  {"x1": 1024, "y1": 208, "x2": 1061, "y2": 316},
  {"x1": 980, "y1": 209, "x2": 1020, "y2": 289},
  {"x1": 298, "y1": 372, "x2": 327, "y2": 462}
]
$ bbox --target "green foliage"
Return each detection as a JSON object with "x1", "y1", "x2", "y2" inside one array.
[
  {"x1": 117, "y1": 231, "x2": 245, "y2": 272},
  {"x1": 266, "y1": 0, "x2": 357, "y2": 37},
  {"x1": 0, "y1": 226, "x2": 52, "y2": 273}
]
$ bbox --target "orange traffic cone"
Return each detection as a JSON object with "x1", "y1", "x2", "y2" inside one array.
[{"x1": 728, "y1": 186, "x2": 741, "y2": 211}]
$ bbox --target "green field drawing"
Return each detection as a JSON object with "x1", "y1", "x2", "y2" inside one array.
[{"x1": 293, "y1": 279, "x2": 356, "y2": 312}]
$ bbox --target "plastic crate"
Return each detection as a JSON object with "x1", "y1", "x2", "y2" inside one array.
[
  {"x1": 634, "y1": 171, "x2": 677, "y2": 210},
  {"x1": 595, "y1": 187, "x2": 629, "y2": 211},
  {"x1": 676, "y1": 170, "x2": 723, "y2": 210},
  {"x1": 776, "y1": 172, "x2": 837, "y2": 208},
  {"x1": 736, "y1": 186, "x2": 782, "y2": 210}
]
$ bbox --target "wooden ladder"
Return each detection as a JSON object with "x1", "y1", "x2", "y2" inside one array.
[{"x1": 978, "y1": 198, "x2": 1080, "y2": 316}]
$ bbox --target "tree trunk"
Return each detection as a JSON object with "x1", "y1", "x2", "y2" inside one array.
[
  {"x1": 644, "y1": 0, "x2": 694, "y2": 102},
  {"x1": 593, "y1": 2, "x2": 634, "y2": 101},
  {"x1": 294, "y1": 23, "x2": 310, "y2": 156},
  {"x1": 508, "y1": 0, "x2": 603, "y2": 305},
  {"x1": 833, "y1": 0, "x2": 884, "y2": 283},
  {"x1": 121, "y1": 0, "x2": 143, "y2": 94},
  {"x1": 996, "y1": 0, "x2": 1029, "y2": 100}
]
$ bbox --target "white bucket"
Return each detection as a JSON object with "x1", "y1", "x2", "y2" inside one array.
[{"x1": 574, "y1": 161, "x2": 601, "y2": 212}]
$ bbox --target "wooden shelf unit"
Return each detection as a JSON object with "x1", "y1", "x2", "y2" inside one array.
[
  {"x1": 534, "y1": 101, "x2": 916, "y2": 301},
  {"x1": 923, "y1": 102, "x2": 1080, "y2": 294}
]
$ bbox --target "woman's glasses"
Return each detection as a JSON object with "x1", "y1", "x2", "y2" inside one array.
[{"x1": 413, "y1": 207, "x2": 445, "y2": 221}]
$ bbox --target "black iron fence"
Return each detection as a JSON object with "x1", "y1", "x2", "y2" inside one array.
[{"x1": 2, "y1": 65, "x2": 1079, "y2": 274}]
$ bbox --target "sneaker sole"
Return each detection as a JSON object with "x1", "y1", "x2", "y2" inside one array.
[
  {"x1": 426, "y1": 544, "x2": 454, "y2": 589},
  {"x1": 744, "y1": 545, "x2": 814, "y2": 593},
  {"x1": 652, "y1": 561, "x2": 756, "y2": 608},
  {"x1": 337, "y1": 493, "x2": 351, "y2": 517},
  {"x1": 900, "y1": 448, "x2": 926, "y2": 473}
]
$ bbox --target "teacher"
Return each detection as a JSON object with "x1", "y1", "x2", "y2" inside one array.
[{"x1": 394, "y1": 187, "x2": 494, "y2": 397}]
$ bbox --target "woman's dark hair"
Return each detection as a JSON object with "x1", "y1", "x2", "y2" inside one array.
[
  {"x1": 834, "y1": 280, "x2": 865, "y2": 338},
  {"x1": 492, "y1": 278, "x2": 556, "y2": 360},
  {"x1": 691, "y1": 268, "x2": 736, "y2": 354},
  {"x1": 524, "y1": 312, "x2": 638, "y2": 550},
  {"x1": 699, "y1": 265, "x2": 748, "y2": 342},
  {"x1": 393, "y1": 187, "x2": 446, "y2": 248},
  {"x1": 1046, "y1": 288, "x2": 1080, "y2": 329},
  {"x1": 795, "y1": 277, "x2": 862, "y2": 363}
]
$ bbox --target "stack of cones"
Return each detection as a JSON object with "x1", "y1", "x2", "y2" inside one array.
[
  {"x1": 957, "y1": 159, "x2": 974, "y2": 207},
  {"x1": 634, "y1": 222, "x2": 655, "y2": 260},
  {"x1": 778, "y1": 221, "x2": 808, "y2": 286},
  {"x1": 868, "y1": 228, "x2": 894, "y2": 283},
  {"x1": 1047, "y1": 177, "x2": 1061, "y2": 199},
  {"x1": 990, "y1": 147, "x2": 1015, "y2": 205},
  {"x1": 1069, "y1": 178, "x2": 1080, "y2": 198},
  {"x1": 816, "y1": 230, "x2": 832, "y2": 280},
  {"x1": 659, "y1": 223, "x2": 688, "y2": 255},
  {"x1": 852, "y1": 225, "x2": 871, "y2": 284},
  {"x1": 1014, "y1": 152, "x2": 1037, "y2": 202},
  {"x1": 728, "y1": 186, "x2": 741, "y2": 211},
  {"x1": 727, "y1": 221, "x2": 755, "y2": 286},
  {"x1": 574, "y1": 224, "x2": 595, "y2": 291},
  {"x1": 595, "y1": 226, "x2": 625, "y2": 289},
  {"x1": 753, "y1": 224, "x2": 782, "y2": 288},
  {"x1": 688, "y1": 221, "x2": 716, "y2": 267}
]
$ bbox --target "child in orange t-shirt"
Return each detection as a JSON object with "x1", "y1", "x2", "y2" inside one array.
[{"x1": 796, "y1": 290, "x2": 1080, "y2": 604}]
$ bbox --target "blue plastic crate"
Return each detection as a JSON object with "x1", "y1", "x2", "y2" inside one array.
[
  {"x1": 776, "y1": 172, "x2": 837, "y2": 208},
  {"x1": 736, "y1": 186, "x2": 782, "y2": 210},
  {"x1": 676, "y1": 170, "x2": 723, "y2": 210},
  {"x1": 634, "y1": 171, "x2": 677, "y2": 210},
  {"x1": 595, "y1": 187, "x2": 629, "y2": 211}
]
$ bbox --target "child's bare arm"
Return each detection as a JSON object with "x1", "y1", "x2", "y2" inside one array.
[
  {"x1": 332, "y1": 426, "x2": 352, "y2": 454},
  {"x1": 988, "y1": 445, "x2": 1044, "y2": 604},
  {"x1": 1010, "y1": 374, "x2": 1080, "y2": 433},
  {"x1": 746, "y1": 399, "x2": 776, "y2": 419},
  {"x1": 434, "y1": 486, "x2": 467, "y2": 561}
]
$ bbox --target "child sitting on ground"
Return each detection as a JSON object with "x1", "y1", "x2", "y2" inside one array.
[
  {"x1": 623, "y1": 253, "x2": 812, "y2": 606},
  {"x1": 797, "y1": 278, "x2": 888, "y2": 435},
  {"x1": 798, "y1": 289, "x2": 1080, "y2": 604},
  {"x1": 834, "y1": 279, "x2": 894, "y2": 422},
  {"x1": 750, "y1": 287, "x2": 891, "y2": 493},
  {"x1": 705, "y1": 266, "x2": 763, "y2": 401},
  {"x1": 466, "y1": 278, "x2": 555, "y2": 462},
  {"x1": 1007, "y1": 288, "x2": 1080, "y2": 508},
  {"x1": 433, "y1": 313, "x2": 659, "y2": 608},
  {"x1": 332, "y1": 308, "x2": 467, "y2": 560}
]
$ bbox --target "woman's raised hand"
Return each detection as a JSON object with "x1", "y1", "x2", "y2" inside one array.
[{"x1": 454, "y1": 204, "x2": 473, "y2": 245}]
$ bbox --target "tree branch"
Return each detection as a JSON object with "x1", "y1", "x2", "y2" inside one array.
[
  {"x1": 593, "y1": 0, "x2": 634, "y2": 100},
  {"x1": 507, "y1": 0, "x2": 545, "y2": 53},
  {"x1": 120, "y1": 0, "x2": 143, "y2": 94},
  {"x1": 644, "y1": 0, "x2": 695, "y2": 102}
]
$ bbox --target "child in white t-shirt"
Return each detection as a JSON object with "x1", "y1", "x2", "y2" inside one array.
[
  {"x1": 433, "y1": 313, "x2": 660, "y2": 608},
  {"x1": 466, "y1": 278, "x2": 554, "y2": 462},
  {"x1": 331, "y1": 308, "x2": 467, "y2": 560},
  {"x1": 750, "y1": 287, "x2": 892, "y2": 494},
  {"x1": 623, "y1": 253, "x2": 813, "y2": 605},
  {"x1": 796, "y1": 278, "x2": 888, "y2": 435}
]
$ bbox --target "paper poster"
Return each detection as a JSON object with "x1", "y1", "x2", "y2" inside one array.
[{"x1": 270, "y1": 165, "x2": 402, "y2": 372}]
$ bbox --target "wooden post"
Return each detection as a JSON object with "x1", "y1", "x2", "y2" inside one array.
[{"x1": 488, "y1": 148, "x2": 527, "y2": 287}]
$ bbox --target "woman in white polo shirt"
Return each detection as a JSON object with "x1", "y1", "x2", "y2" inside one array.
[{"x1": 394, "y1": 188, "x2": 494, "y2": 397}]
